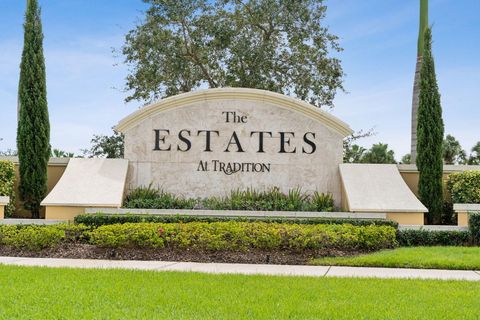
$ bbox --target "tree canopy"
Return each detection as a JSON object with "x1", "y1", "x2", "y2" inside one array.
[
  {"x1": 122, "y1": 0, "x2": 344, "y2": 108},
  {"x1": 82, "y1": 130, "x2": 124, "y2": 159},
  {"x1": 343, "y1": 142, "x2": 396, "y2": 164},
  {"x1": 443, "y1": 134, "x2": 467, "y2": 165},
  {"x1": 361, "y1": 143, "x2": 396, "y2": 164}
]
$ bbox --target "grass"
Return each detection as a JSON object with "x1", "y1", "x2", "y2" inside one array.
[
  {"x1": 0, "y1": 265, "x2": 479, "y2": 319},
  {"x1": 312, "y1": 246, "x2": 480, "y2": 270}
]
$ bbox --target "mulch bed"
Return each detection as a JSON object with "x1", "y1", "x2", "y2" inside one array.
[{"x1": 0, "y1": 244, "x2": 359, "y2": 265}]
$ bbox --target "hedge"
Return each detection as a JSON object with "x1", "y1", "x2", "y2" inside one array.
[
  {"x1": 469, "y1": 212, "x2": 480, "y2": 244},
  {"x1": 447, "y1": 171, "x2": 480, "y2": 204},
  {"x1": 74, "y1": 213, "x2": 399, "y2": 229},
  {"x1": 88, "y1": 222, "x2": 397, "y2": 252},
  {"x1": 0, "y1": 160, "x2": 16, "y2": 217},
  {"x1": 397, "y1": 229, "x2": 471, "y2": 247},
  {"x1": 0, "y1": 224, "x2": 88, "y2": 251},
  {"x1": 0, "y1": 222, "x2": 397, "y2": 252},
  {"x1": 124, "y1": 186, "x2": 335, "y2": 212}
]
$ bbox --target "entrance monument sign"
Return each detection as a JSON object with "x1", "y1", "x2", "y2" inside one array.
[{"x1": 116, "y1": 88, "x2": 353, "y2": 205}]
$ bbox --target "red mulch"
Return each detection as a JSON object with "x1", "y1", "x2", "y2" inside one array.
[{"x1": 0, "y1": 244, "x2": 359, "y2": 265}]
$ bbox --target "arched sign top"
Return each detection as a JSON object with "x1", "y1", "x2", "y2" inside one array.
[{"x1": 116, "y1": 88, "x2": 353, "y2": 137}]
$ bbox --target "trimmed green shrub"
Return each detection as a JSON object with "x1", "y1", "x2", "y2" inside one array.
[
  {"x1": 0, "y1": 160, "x2": 16, "y2": 217},
  {"x1": 124, "y1": 186, "x2": 335, "y2": 212},
  {"x1": 74, "y1": 213, "x2": 399, "y2": 229},
  {"x1": 0, "y1": 160, "x2": 15, "y2": 217},
  {"x1": 468, "y1": 212, "x2": 480, "y2": 244},
  {"x1": 0, "y1": 224, "x2": 89, "y2": 251},
  {"x1": 88, "y1": 222, "x2": 397, "y2": 252},
  {"x1": 397, "y1": 229, "x2": 470, "y2": 247},
  {"x1": 447, "y1": 171, "x2": 480, "y2": 204}
]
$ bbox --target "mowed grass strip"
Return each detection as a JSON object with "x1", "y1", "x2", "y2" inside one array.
[
  {"x1": 312, "y1": 246, "x2": 480, "y2": 270},
  {"x1": 0, "y1": 265, "x2": 479, "y2": 319}
]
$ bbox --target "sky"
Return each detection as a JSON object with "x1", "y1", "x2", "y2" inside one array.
[{"x1": 0, "y1": 0, "x2": 479, "y2": 159}]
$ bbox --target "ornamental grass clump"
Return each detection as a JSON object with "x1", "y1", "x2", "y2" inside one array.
[
  {"x1": 124, "y1": 186, "x2": 335, "y2": 212},
  {"x1": 125, "y1": 185, "x2": 197, "y2": 209}
]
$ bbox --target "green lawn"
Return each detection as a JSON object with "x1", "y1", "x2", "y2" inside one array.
[
  {"x1": 312, "y1": 246, "x2": 480, "y2": 270},
  {"x1": 0, "y1": 265, "x2": 479, "y2": 319}
]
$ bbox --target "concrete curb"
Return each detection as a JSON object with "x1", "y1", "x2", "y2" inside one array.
[{"x1": 0, "y1": 257, "x2": 479, "y2": 281}]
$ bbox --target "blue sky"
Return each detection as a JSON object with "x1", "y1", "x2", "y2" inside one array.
[{"x1": 0, "y1": 0, "x2": 479, "y2": 159}]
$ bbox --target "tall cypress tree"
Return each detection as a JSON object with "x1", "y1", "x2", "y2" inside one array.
[
  {"x1": 17, "y1": 0, "x2": 50, "y2": 219},
  {"x1": 416, "y1": 27, "x2": 444, "y2": 225}
]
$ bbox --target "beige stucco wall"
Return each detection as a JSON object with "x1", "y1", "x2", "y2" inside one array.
[
  {"x1": 0, "y1": 197, "x2": 7, "y2": 219},
  {"x1": 386, "y1": 212, "x2": 424, "y2": 225},
  {"x1": 457, "y1": 212, "x2": 468, "y2": 227},
  {"x1": 44, "y1": 206, "x2": 84, "y2": 221},
  {"x1": 119, "y1": 88, "x2": 352, "y2": 207}
]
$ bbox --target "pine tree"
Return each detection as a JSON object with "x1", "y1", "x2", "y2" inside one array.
[
  {"x1": 416, "y1": 27, "x2": 444, "y2": 225},
  {"x1": 17, "y1": 0, "x2": 50, "y2": 219}
]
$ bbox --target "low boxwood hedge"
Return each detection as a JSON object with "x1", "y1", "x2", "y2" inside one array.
[
  {"x1": 0, "y1": 222, "x2": 397, "y2": 253},
  {"x1": 397, "y1": 229, "x2": 471, "y2": 247},
  {"x1": 0, "y1": 224, "x2": 89, "y2": 251},
  {"x1": 74, "y1": 213, "x2": 399, "y2": 229},
  {"x1": 88, "y1": 222, "x2": 397, "y2": 252}
]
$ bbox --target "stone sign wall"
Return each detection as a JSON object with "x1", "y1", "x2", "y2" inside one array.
[{"x1": 117, "y1": 88, "x2": 352, "y2": 206}]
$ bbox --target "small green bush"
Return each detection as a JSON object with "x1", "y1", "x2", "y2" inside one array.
[
  {"x1": 88, "y1": 222, "x2": 397, "y2": 252},
  {"x1": 447, "y1": 171, "x2": 480, "y2": 204},
  {"x1": 397, "y1": 229, "x2": 470, "y2": 247},
  {"x1": 74, "y1": 213, "x2": 399, "y2": 229},
  {"x1": 0, "y1": 224, "x2": 89, "y2": 251},
  {"x1": 124, "y1": 186, "x2": 335, "y2": 212},
  {"x1": 0, "y1": 160, "x2": 16, "y2": 217},
  {"x1": 468, "y1": 212, "x2": 480, "y2": 244}
]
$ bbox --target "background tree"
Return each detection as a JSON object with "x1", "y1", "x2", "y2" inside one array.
[
  {"x1": 344, "y1": 144, "x2": 366, "y2": 163},
  {"x1": 51, "y1": 149, "x2": 75, "y2": 158},
  {"x1": 361, "y1": 143, "x2": 396, "y2": 164},
  {"x1": 343, "y1": 128, "x2": 376, "y2": 163},
  {"x1": 17, "y1": 0, "x2": 50, "y2": 219},
  {"x1": 82, "y1": 129, "x2": 124, "y2": 158},
  {"x1": 443, "y1": 134, "x2": 467, "y2": 164},
  {"x1": 122, "y1": 0, "x2": 344, "y2": 108},
  {"x1": 410, "y1": 0, "x2": 428, "y2": 163},
  {"x1": 416, "y1": 27, "x2": 444, "y2": 225},
  {"x1": 401, "y1": 154, "x2": 411, "y2": 164},
  {"x1": 468, "y1": 142, "x2": 480, "y2": 165}
]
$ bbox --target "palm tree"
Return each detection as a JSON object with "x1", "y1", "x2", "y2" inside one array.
[
  {"x1": 51, "y1": 149, "x2": 75, "y2": 158},
  {"x1": 410, "y1": 0, "x2": 429, "y2": 164}
]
